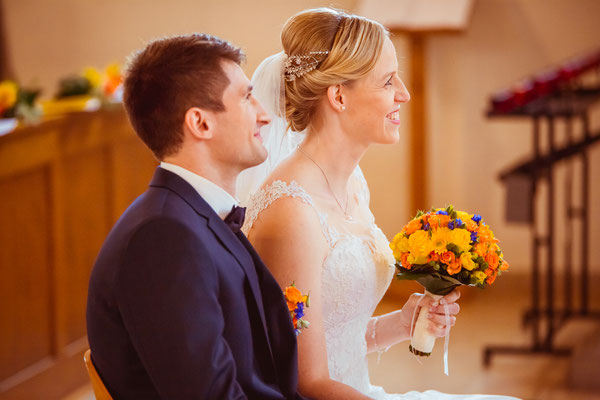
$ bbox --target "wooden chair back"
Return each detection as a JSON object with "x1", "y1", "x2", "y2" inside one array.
[{"x1": 83, "y1": 349, "x2": 114, "y2": 400}]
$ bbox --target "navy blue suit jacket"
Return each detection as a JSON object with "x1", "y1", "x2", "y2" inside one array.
[{"x1": 87, "y1": 167, "x2": 308, "y2": 399}]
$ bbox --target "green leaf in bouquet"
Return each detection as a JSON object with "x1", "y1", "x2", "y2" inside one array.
[
  {"x1": 396, "y1": 270, "x2": 463, "y2": 295},
  {"x1": 446, "y1": 243, "x2": 460, "y2": 254}
]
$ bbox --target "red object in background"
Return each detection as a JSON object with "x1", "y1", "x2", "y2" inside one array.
[
  {"x1": 533, "y1": 69, "x2": 560, "y2": 97},
  {"x1": 491, "y1": 89, "x2": 516, "y2": 113},
  {"x1": 512, "y1": 79, "x2": 536, "y2": 107},
  {"x1": 490, "y1": 47, "x2": 600, "y2": 113},
  {"x1": 559, "y1": 59, "x2": 585, "y2": 82}
]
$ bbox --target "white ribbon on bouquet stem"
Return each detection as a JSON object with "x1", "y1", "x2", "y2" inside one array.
[{"x1": 409, "y1": 293, "x2": 451, "y2": 376}]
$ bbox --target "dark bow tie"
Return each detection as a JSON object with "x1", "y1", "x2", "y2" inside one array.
[{"x1": 224, "y1": 205, "x2": 246, "y2": 233}]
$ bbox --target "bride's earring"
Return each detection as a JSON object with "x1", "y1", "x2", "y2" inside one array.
[{"x1": 340, "y1": 106, "x2": 346, "y2": 111}]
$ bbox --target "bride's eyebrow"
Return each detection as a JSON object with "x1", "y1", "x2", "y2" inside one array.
[{"x1": 381, "y1": 71, "x2": 395, "y2": 81}]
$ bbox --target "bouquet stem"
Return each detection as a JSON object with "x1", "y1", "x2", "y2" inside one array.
[{"x1": 410, "y1": 290, "x2": 443, "y2": 356}]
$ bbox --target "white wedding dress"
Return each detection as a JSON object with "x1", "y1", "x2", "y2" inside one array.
[{"x1": 242, "y1": 167, "x2": 520, "y2": 400}]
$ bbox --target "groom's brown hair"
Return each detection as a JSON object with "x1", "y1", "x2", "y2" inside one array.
[{"x1": 123, "y1": 33, "x2": 245, "y2": 159}]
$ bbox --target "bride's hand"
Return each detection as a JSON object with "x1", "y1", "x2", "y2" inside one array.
[{"x1": 399, "y1": 290, "x2": 461, "y2": 338}]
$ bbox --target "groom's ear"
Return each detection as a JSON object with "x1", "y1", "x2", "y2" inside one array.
[
  {"x1": 326, "y1": 84, "x2": 346, "y2": 113},
  {"x1": 183, "y1": 107, "x2": 213, "y2": 140}
]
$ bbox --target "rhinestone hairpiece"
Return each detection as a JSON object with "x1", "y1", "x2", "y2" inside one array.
[{"x1": 283, "y1": 51, "x2": 329, "y2": 81}]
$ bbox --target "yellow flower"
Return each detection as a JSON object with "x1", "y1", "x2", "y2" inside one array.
[
  {"x1": 407, "y1": 230, "x2": 432, "y2": 264},
  {"x1": 390, "y1": 233, "x2": 410, "y2": 260},
  {"x1": 449, "y1": 228, "x2": 472, "y2": 253},
  {"x1": 456, "y1": 211, "x2": 472, "y2": 221},
  {"x1": 430, "y1": 227, "x2": 452, "y2": 255},
  {"x1": 105, "y1": 63, "x2": 121, "y2": 80},
  {"x1": 460, "y1": 252, "x2": 476, "y2": 271},
  {"x1": 472, "y1": 271, "x2": 487, "y2": 285},
  {"x1": 0, "y1": 80, "x2": 18, "y2": 113},
  {"x1": 83, "y1": 67, "x2": 102, "y2": 88}
]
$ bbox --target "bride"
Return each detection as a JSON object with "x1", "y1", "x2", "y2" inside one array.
[{"x1": 239, "y1": 8, "x2": 520, "y2": 400}]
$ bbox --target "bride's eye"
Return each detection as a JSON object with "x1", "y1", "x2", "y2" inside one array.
[{"x1": 384, "y1": 77, "x2": 393, "y2": 87}]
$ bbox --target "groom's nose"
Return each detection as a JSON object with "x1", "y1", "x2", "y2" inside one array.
[{"x1": 255, "y1": 99, "x2": 272, "y2": 126}]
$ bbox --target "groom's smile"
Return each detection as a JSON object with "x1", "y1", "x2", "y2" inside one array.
[{"x1": 211, "y1": 60, "x2": 271, "y2": 171}]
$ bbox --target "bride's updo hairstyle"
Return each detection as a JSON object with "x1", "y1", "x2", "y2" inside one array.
[{"x1": 281, "y1": 8, "x2": 387, "y2": 132}]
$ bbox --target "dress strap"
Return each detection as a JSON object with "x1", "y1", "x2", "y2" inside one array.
[{"x1": 242, "y1": 180, "x2": 337, "y2": 247}]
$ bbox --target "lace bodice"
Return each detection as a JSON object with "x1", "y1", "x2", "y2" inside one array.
[
  {"x1": 242, "y1": 168, "x2": 520, "y2": 400},
  {"x1": 243, "y1": 167, "x2": 396, "y2": 394}
]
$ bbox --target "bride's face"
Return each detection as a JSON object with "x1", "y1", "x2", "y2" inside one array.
[{"x1": 342, "y1": 37, "x2": 410, "y2": 145}]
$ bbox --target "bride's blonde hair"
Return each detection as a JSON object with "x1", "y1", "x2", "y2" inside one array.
[{"x1": 282, "y1": 8, "x2": 387, "y2": 132}]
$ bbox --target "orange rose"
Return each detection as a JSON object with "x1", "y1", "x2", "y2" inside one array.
[
  {"x1": 429, "y1": 214, "x2": 450, "y2": 229},
  {"x1": 402, "y1": 218, "x2": 423, "y2": 236},
  {"x1": 287, "y1": 300, "x2": 297, "y2": 311},
  {"x1": 499, "y1": 259, "x2": 510, "y2": 271},
  {"x1": 440, "y1": 251, "x2": 455, "y2": 265},
  {"x1": 285, "y1": 286, "x2": 303, "y2": 303},
  {"x1": 427, "y1": 251, "x2": 440, "y2": 262},
  {"x1": 485, "y1": 252, "x2": 500, "y2": 269},
  {"x1": 400, "y1": 252, "x2": 412, "y2": 270},
  {"x1": 464, "y1": 219, "x2": 477, "y2": 232},
  {"x1": 478, "y1": 225, "x2": 498, "y2": 243},
  {"x1": 447, "y1": 259, "x2": 462, "y2": 275},
  {"x1": 475, "y1": 242, "x2": 487, "y2": 257},
  {"x1": 485, "y1": 268, "x2": 497, "y2": 284}
]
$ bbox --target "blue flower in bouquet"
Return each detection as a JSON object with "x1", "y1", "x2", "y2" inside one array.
[
  {"x1": 470, "y1": 231, "x2": 478, "y2": 243},
  {"x1": 423, "y1": 223, "x2": 430, "y2": 231},
  {"x1": 448, "y1": 221, "x2": 455, "y2": 230},
  {"x1": 472, "y1": 214, "x2": 482, "y2": 223},
  {"x1": 455, "y1": 218, "x2": 463, "y2": 228},
  {"x1": 295, "y1": 302, "x2": 305, "y2": 319},
  {"x1": 436, "y1": 210, "x2": 449, "y2": 216}
]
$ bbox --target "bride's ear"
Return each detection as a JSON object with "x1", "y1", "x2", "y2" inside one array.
[
  {"x1": 183, "y1": 107, "x2": 213, "y2": 140},
  {"x1": 326, "y1": 84, "x2": 346, "y2": 113}
]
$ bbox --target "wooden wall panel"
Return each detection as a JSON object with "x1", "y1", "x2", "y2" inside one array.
[
  {"x1": 0, "y1": 169, "x2": 52, "y2": 382},
  {"x1": 112, "y1": 136, "x2": 158, "y2": 219},
  {"x1": 61, "y1": 148, "x2": 111, "y2": 345},
  {"x1": 0, "y1": 109, "x2": 157, "y2": 398}
]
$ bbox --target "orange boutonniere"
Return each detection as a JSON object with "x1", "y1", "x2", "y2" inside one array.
[{"x1": 284, "y1": 283, "x2": 310, "y2": 335}]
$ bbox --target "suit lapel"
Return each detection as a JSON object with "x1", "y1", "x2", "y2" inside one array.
[
  {"x1": 236, "y1": 232, "x2": 300, "y2": 395},
  {"x1": 148, "y1": 168, "x2": 276, "y2": 367}
]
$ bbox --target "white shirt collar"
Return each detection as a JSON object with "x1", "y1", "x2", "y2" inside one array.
[{"x1": 159, "y1": 162, "x2": 238, "y2": 219}]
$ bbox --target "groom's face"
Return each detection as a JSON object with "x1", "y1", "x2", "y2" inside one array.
[{"x1": 210, "y1": 60, "x2": 271, "y2": 171}]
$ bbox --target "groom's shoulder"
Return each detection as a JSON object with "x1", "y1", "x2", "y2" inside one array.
[
  {"x1": 97, "y1": 186, "x2": 209, "y2": 257},
  {"x1": 124, "y1": 184, "x2": 206, "y2": 226}
]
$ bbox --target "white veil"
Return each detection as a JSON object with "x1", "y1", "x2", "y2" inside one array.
[{"x1": 236, "y1": 52, "x2": 306, "y2": 205}]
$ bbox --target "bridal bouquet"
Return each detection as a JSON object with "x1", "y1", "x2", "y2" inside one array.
[
  {"x1": 389, "y1": 205, "x2": 509, "y2": 358},
  {"x1": 284, "y1": 283, "x2": 310, "y2": 335}
]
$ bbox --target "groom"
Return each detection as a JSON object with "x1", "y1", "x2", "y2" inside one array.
[{"x1": 87, "y1": 34, "x2": 308, "y2": 399}]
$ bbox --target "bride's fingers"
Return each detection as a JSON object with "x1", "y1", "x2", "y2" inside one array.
[
  {"x1": 427, "y1": 322, "x2": 451, "y2": 337},
  {"x1": 430, "y1": 302, "x2": 460, "y2": 316},
  {"x1": 408, "y1": 293, "x2": 424, "y2": 306},
  {"x1": 442, "y1": 289, "x2": 461, "y2": 304},
  {"x1": 428, "y1": 314, "x2": 456, "y2": 327}
]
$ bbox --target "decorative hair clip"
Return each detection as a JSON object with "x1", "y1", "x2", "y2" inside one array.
[{"x1": 283, "y1": 51, "x2": 329, "y2": 81}]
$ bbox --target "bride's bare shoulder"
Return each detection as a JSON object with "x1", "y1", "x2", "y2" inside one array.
[
  {"x1": 248, "y1": 155, "x2": 326, "y2": 243},
  {"x1": 261, "y1": 152, "x2": 316, "y2": 189}
]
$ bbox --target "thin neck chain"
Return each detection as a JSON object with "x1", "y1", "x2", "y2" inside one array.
[{"x1": 298, "y1": 146, "x2": 352, "y2": 220}]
